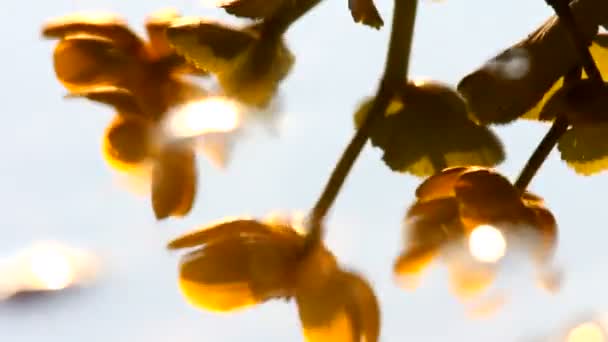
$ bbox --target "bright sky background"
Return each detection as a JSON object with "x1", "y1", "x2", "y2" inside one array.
[{"x1": 1, "y1": 0, "x2": 608, "y2": 341}]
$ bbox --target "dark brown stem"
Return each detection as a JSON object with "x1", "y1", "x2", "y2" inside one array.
[
  {"x1": 514, "y1": 66, "x2": 581, "y2": 191},
  {"x1": 546, "y1": 0, "x2": 603, "y2": 82},
  {"x1": 303, "y1": 0, "x2": 419, "y2": 249},
  {"x1": 513, "y1": 116, "x2": 570, "y2": 191}
]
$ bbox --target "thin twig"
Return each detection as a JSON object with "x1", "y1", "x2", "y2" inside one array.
[{"x1": 302, "y1": 0, "x2": 419, "y2": 251}]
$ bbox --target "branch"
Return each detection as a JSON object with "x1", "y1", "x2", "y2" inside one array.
[{"x1": 303, "y1": 0, "x2": 419, "y2": 249}]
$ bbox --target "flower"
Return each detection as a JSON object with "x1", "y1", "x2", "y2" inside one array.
[
  {"x1": 42, "y1": 9, "x2": 207, "y2": 121},
  {"x1": 168, "y1": 217, "x2": 380, "y2": 341},
  {"x1": 41, "y1": 10, "x2": 240, "y2": 219},
  {"x1": 354, "y1": 79, "x2": 504, "y2": 176},
  {"x1": 394, "y1": 166, "x2": 558, "y2": 298}
]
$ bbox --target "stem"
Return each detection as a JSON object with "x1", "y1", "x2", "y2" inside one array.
[
  {"x1": 513, "y1": 116, "x2": 569, "y2": 191},
  {"x1": 303, "y1": 0, "x2": 419, "y2": 248},
  {"x1": 546, "y1": 0, "x2": 603, "y2": 82},
  {"x1": 514, "y1": 66, "x2": 581, "y2": 191}
]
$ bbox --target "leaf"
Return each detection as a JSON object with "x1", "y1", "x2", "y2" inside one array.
[
  {"x1": 539, "y1": 78, "x2": 608, "y2": 124},
  {"x1": 355, "y1": 81, "x2": 504, "y2": 176},
  {"x1": 177, "y1": 233, "x2": 299, "y2": 312},
  {"x1": 151, "y1": 144, "x2": 197, "y2": 220},
  {"x1": 457, "y1": 2, "x2": 608, "y2": 124},
  {"x1": 145, "y1": 8, "x2": 182, "y2": 59},
  {"x1": 523, "y1": 38, "x2": 608, "y2": 121},
  {"x1": 166, "y1": 18, "x2": 258, "y2": 74},
  {"x1": 52, "y1": 34, "x2": 136, "y2": 91},
  {"x1": 42, "y1": 12, "x2": 145, "y2": 55},
  {"x1": 65, "y1": 86, "x2": 143, "y2": 116},
  {"x1": 557, "y1": 123, "x2": 608, "y2": 175},
  {"x1": 218, "y1": 0, "x2": 287, "y2": 19},
  {"x1": 296, "y1": 270, "x2": 380, "y2": 342},
  {"x1": 348, "y1": 0, "x2": 384, "y2": 29},
  {"x1": 102, "y1": 115, "x2": 152, "y2": 171}
]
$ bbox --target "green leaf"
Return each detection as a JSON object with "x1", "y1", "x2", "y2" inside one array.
[
  {"x1": 354, "y1": 80, "x2": 505, "y2": 176},
  {"x1": 558, "y1": 123, "x2": 608, "y2": 176}
]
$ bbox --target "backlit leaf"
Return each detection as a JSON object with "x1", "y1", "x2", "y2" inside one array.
[
  {"x1": 557, "y1": 124, "x2": 608, "y2": 175},
  {"x1": 355, "y1": 81, "x2": 504, "y2": 176}
]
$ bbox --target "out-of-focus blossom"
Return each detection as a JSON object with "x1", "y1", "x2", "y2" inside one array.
[
  {"x1": 42, "y1": 10, "x2": 248, "y2": 219},
  {"x1": 168, "y1": 217, "x2": 380, "y2": 341},
  {"x1": 354, "y1": 79, "x2": 504, "y2": 176},
  {"x1": 394, "y1": 166, "x2": 558, "y2": 301},
  {"x1": 0, "y1": 241, "x2": 99, "y2": 301}
]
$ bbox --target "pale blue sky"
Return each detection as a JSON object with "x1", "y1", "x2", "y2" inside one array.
[{"x1": 1, "y1": 0, "x2": 607, "y2": 341}]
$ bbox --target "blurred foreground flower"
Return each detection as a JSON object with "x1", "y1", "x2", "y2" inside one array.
[
  {"x1": 0, "y1": 241, "x2": 99, "y2": 301},
  {"x1": 354, "y1": 79, "x2": 504, "y2": 176},
  {"x1": 394, "y1": 166, "x2": 559, "y2": 302},
  {"x1": 168, "y1": 217, "x2": 379, "y2": 341},
  {"x1": 42, "y1": 10, "x2": 246, "y2": 219}
]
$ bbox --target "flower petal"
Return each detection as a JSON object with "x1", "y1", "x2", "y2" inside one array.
[
  {"x1": 167, "y1": 219, "x2": 301, "y2": 250},
  {"x1": 145, "y1": 8, "x2": 181, "y2": 59},
  {"x1": 65, "y1": 86, "x2": 143, "y2": 117},
  {"x1": 219, "y1": 0, "x2": 287, "y2": 19},
  {"x1": 178, "y1": 234, "x2": 299, "y2": 312},
  {"x1": 151, "y1": 145, "x2": 197, "y2": 219},
  {"x1": 296, "y1": 270, "x2": 380, "y2": 342},
  {"x1": 102, "y1": 115, "x2": 152, "y2": 171},
  {"x1": 42, "y1": 12, "x2": 145, "y2": 55},
  {"x1": 52, "y1": 34, "x2": 136, "y2": 91},
  {"x1": 414, "y1": 166, "x2": 473, "y2": 201},
  {"x1": 453, "y1": 169, "x2": 527, "y2": 229},
  {"x1": 446, "y1": 260, "x2": 496, "y2": 299},
  {"x1": 348, "y1": 0, "x2": 384, "y2": 29}
]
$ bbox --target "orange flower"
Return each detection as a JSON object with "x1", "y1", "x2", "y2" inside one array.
[
  {"x1": 42, "y1": 9, "x2": 207, "y2": 121},
  {"x1": 168, "y1": 218, "x2": 380, "y2": 341},
  {"x1": 394, "y1": 166, "x2": 557, "y2": 298}
]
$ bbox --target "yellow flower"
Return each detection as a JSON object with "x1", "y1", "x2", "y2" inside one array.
[
  {"x1": 168, "y1": 218, "x2": 380, "y2": 341},
  {"x1": 354, "y1": 80, "x2": 504, "y2": 176},
  {"x1": 42, "y1": 9, "x2": 207, "y2": 120},
  {"x1": 394, "y1": 166, "x2": 557, "y2": 298}
]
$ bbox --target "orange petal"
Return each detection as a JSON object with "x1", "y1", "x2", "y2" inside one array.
[
  {"x1": 53, "y1": 34, "x2": 135, "y2": 91},
  {"x1": 178, "y1": 235, "x2": 299, "y2": 312},
  {"x1": 447, "y1": 262, "x2": 496, "y2": 299},
  {"x1": 167, "y1": 219, "x2": 301, "y2": 250},
  {"x1": 42, "y1": 12, "x2": 145, "y2": 55},
  {"x1": 102, "y1": 115, "x2": 152, "y2": 171},
  {"x1": 296, "y1": 270, "x2": 380, "y2": 342},
  {"x1": 65, "y1": 86, "x2": 143, "y2": 117},
  {"x1": 145, "y1": 8, "x2": 181, "y2": 59},
  {"x1": 151, "y1": 145, "x2": 197, "y2": 219},
  {"x1": 414, "y1": 166, "x2": 475, "y2": 201}
]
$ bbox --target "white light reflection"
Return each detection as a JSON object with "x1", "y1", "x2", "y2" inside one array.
[
  {"x1": 0, "y1": 241, "x2": 99, "y2": 300},
  {"x1": 468, "y1": 225, "x2": 507, "y2": 263},
  {"x1": 163, "y1": 97, "x2": 241, "y2": 139}
]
